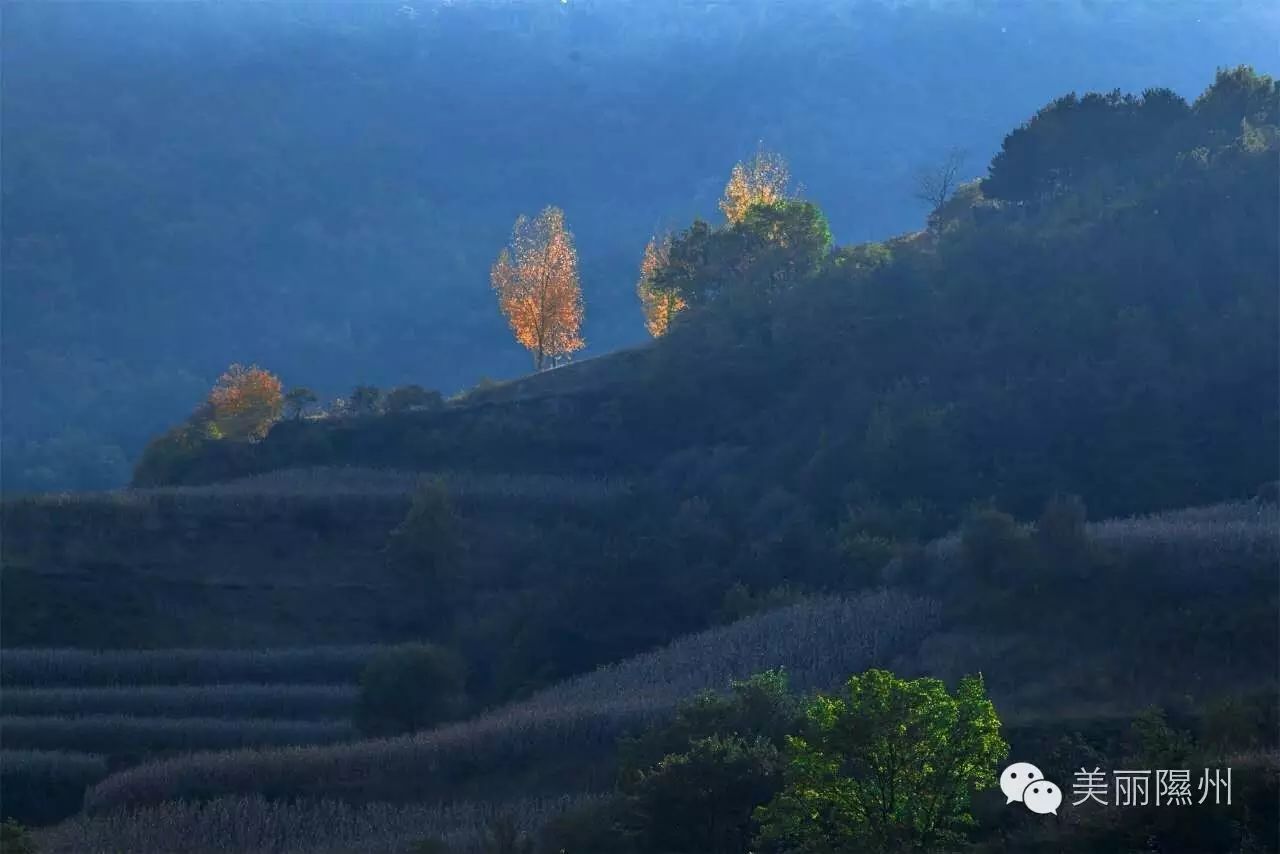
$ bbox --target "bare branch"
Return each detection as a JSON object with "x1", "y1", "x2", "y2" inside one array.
[{"x1": 913, "y1": 147, "x2": 969, "y2": 211}]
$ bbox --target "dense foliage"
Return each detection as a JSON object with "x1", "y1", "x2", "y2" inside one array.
[
  {"x1": 755, "y1": 671, "x2": 1006, "y2": 853},
  {"x1": 356, "y1": 643, "x2": 468, "y2": 736},
  {"x1": 648, "y1": 200, "x2": 832, "y2": 312},
  {"x1": 635, "y1": 66, "x2": 1278, "y2": 534},
  {"x1": 619, "y1": 671, "x2": 800, "y2": 854},
  {"x1": 535, "y1": 668, "x2": 1006, "y2": 854},
  {"x1": 491, "y1": 207, "x2": 586, "y2": 371}
]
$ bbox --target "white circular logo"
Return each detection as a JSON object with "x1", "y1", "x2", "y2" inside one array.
[
  {"x1": 1000, "y1": 762, "x2": 1045, "y2": 804},
  {"x1": 1022, "y1": 780, "x2": 1063, "y2": 815}
]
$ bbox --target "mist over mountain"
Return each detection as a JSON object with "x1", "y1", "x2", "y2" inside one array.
[{"x1": 4, "y1": 0, "x2": 1276, "y2": 491}]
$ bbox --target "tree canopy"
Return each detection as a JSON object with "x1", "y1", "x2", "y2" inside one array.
[
  {"x1": 491, "y1": 207, "x2": 586, "y2": 371},
  {"x1": 199, "y1": 364, "x2": 283, "y2": 441},
  {"x1": 719, "y1": 146, "x2": 792, "y2": 224},
  {"x1": 636, "y1": 234, "x2": 686, "y2": 338},
  {"x1": 648, "y1": 200, "x2": 831, "y2": 311},
  {"x1": 755, "y1": 670, "x2": 1007, "y2": 853}
]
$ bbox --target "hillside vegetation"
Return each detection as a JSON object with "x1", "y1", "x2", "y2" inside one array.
[
  {"x1": 1, "y1": 469, "x2": 633, "y2": 693},
  {"x1": 81, "y1": 590, "x2": 944, "y2": 812},
  {"x1": 107, "y1": 70, "x2": 1280, "y2": 701},
  {"x1": 5, "y1": 64, "x2": 1278, "y2": 853},
  {"x1": 46, "y1": 501, "x2": 1277, "y2": 853},
  {"x1": 139, "y1": 67, "x2": 1279, "y2": 524},
  {"x1": 4, "y1": 0, "x2": 1276, "y2": 491}
]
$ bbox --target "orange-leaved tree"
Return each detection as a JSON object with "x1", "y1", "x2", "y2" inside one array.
[
  {"x1": 200, "y1": 363, "x2": 283, "y2": 440},
  {"x1": 636, "y1": 233, "x2": 687, "y2": 337},
  {"x1": 719, "y1": 145, "x2": 792, "y2": 224},
  {"x1": 490, "y1": 206, "x2": 585, "y2": 371}
]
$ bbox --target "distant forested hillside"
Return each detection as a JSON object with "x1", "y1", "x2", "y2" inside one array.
[
  {"x1": 3, "y1": 0, "x2": 1277, "y2": 491},
  {"x1": 135, "y1": 64, "x2": 1279, "y2": 526}
]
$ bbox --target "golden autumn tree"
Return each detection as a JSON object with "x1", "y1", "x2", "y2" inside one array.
[
  {"x1": 490, "y1": 206, "x2": 585, "y2": 371},
  {"x1": 636, "y1": 233, "x2": 687, "y2": 337},
  {"x1": 719, "y1": 145, "x2": 792, "y2": 223},
  {"x1": 200, "y1": 363, "x2": 284, "y2": 440}
]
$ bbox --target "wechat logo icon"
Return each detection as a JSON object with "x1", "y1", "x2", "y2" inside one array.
[{"x1": 1001, "y1": 762, "x2": 1062, "y2": 815}]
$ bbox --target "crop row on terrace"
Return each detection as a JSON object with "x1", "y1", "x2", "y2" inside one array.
[
  {"x1": 1, "y1": 684, "x2": 357, "y2": 719},
  {"x1": 0, "y1": 645, "x2": 379, "y2": 687},
  {"x1": 79, "y1": 503, "x2": 1280, "y2": 813},
  {"x1": 142, "y1": 466, "x2": 632, "y2": 504},
  {"x1": 6, "y1": 466, "x2": 629, "y2": 514},
  {"x1": 904, "y1": 500, "x2": 1279, "y2": 593},
  {"x1": 84, "y1": 589, "x2": 941, "y2": 811},
  {"x1": 1086, "y1": 501, "x2": 1279, "y2": 590},
  {"x1": 518, "y1": 589, "x2": 942, "y2": 712},
  {"x1": 84, "y1": 700, "x2": 656, "y2": 812},
  {"x1": 40, "y1": 793, "x2": 605, "y2": 854},
  {"x1": 2, "y1": 715, "x2": 356, "y2": 755}
]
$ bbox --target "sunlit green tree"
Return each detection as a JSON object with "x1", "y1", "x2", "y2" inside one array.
[{"x1": 755, "y1": 669, "x2": 1007, "y2": 853}]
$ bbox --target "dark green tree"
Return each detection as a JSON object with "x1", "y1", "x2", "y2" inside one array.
[
  {"x1": 732, "y1": 200, "x2": 832, "y2": 300},
  {"x1": 383, "y1": 384, "x2": 444, "y2": 413},
  {"x1": 829, "y1": 240, "x2": 893, "y2": 276},
  {"x1": 982, "y1": 86, "x2": 1195, "y2": 203},
  {"x1": 1192, "y1": 65, "x2": 1279, "y2": 139},
  {"x1": 649, "y1": 219, "x2": 718, "y2": 307},
  {"x1": 960, "y1": 507, "x2": 1034, "y2": 589},
  {"x1": 651, "y1": 201, "x2": 831, "y2": 309},
  {"x1": 620, "y1": 669, "x2": 802, "y2": 779},
  {"x1": 283, "y1": 386, "x2": 318, "y2": 420},
  {"x1": 349, "y1": 385, "x2": 382, "y2": 415},
  {"x1": 0, "y1": 820, "x2": 37, "y2": 854},
  {"x1": 1034, "y1": 493, "x2": 1090, "y2": 578},
  {"x1": 356, "y1": 643, "x2": 467, "y2": 736},
  {"x1": 386, "y1": 477, "x2": 461, "y2": 585},
  {"x1": 480, "y1": 813, "x2": 535, "y2": 854},
  {"x1": 630, "y1": 735, "x2": 784, "y2": 854}
]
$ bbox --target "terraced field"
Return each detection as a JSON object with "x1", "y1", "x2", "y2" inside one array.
[
  {"x1": 39, "y1": 794, "x2": 604, "y2": 854},
  {"x1": 8, "y1": 501, "x2": 1276, "y2": 851},
  {"x1": 1, "y1": 467, "x2": 630, "y2": 648},
  {"x1": 0, "y1": 645, "x2": 377, "y2": 826}
]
